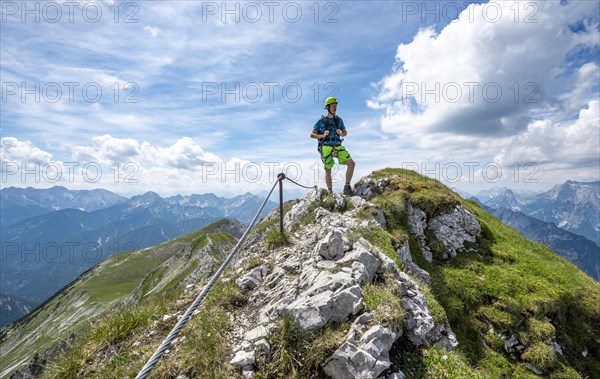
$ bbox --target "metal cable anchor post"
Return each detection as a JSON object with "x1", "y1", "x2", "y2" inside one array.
[{"x1": 277, "y1": 172, "x2": 286, "y2": 235}]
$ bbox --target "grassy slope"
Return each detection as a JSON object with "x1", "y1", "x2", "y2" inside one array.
[
  {"x1": 0, "y1": 221, "x2": 239, "y2": 379},
  {"x1": 11, "y1": 169, "x2": 600, "y2": 378},
  {"x1": 369, "y1": 168, "x2": 600, "y2": 378}
]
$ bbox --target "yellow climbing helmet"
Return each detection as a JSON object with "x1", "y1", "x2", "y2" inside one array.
[{"x1": 324, "y1": 96, "x2": 338, "y2": 109}]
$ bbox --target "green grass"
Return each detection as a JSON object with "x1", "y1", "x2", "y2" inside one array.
[
  {"x1": 265, "y1": 229, "x2": 291, "y2": 249},
  {"x1": 255, "y1": 315, "x2": 347, "y2": 379},
  {"x1": 41, "y1": 297, "x2": 170, "y2": 379},
  {"x1": 90, "y1": 306, "x2": 156, "y2": 345},
  {"x1": 2, "y1": 220, "x2": 242, "y2": 379},
  {"x1": 522, "y1": 342, "x2": 559, "y2": 372},
  {"x1": 393, "y1": 345, "x2": 484, "y2": 379},
  {"x1": 363, "y1": 272, "x2": 406, "y2": 333},
  {"x1": 42, "y1": 279, "x2": 246, "y2": 379},
  {"x1": 366, "y1": 168, "x2": 600, "y2": 378},
  {"x1": 254, "y1": 200, "x2": 297, "y2": 234},
  {"x1": 153, "y1": 280, "x2": 246, "y2": 378},
  {"x1": 351, "y1": 225, "x2": 403, "y2": 270}
]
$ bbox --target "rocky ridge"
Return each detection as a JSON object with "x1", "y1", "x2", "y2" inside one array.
[{"x1": 226, "y1": 179, "x2": 481, "y2": 378}]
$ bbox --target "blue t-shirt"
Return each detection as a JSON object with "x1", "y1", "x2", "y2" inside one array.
[{"x1": 313, "y1": 116, "x2": 346, "y2": 146}]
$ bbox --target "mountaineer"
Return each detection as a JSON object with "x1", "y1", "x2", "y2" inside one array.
[{"x1": 310, "y1": 96, "x2": 355, "y2": 195}]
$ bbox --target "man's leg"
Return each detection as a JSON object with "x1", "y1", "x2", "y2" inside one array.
[
  {"x1": 345, "y1": 159, "x2": 355, "y2": 185},
  {"x1": 325, "y1": 168, "x2": 333, "y2": 192}
]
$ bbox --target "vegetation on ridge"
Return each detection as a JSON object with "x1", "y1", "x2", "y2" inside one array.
[
  {"x1": 3, "y1": 168, "x2": 599, "y2": 379},
  {"x1": 366, "y1": 168, "x2": 600, "y2": 378}
]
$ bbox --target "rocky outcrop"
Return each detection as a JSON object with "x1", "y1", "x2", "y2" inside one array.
[
  {"x1": 228, "y1": 188, "x2": 458, "y2": 378},
  {"x1": 322, "y1": 313, "x2": 398, "y2": 378},
  {"x1": 353, "y1": 174, "x2": 481, "y2": 263},
  {"x1": 408, "y1": 203, "x2": 480, "y2": 262},
  {"x1": 396, "y1": 240, "x2": 430, "y2": 284}
]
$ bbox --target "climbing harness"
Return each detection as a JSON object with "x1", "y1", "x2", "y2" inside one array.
[{"x1": 317, "y1": 115, "x2": 344, "y2": 165}]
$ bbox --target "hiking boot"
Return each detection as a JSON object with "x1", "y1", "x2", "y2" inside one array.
[{"x1": 343, "y1": 184, "x2": 353, "y2": 196}]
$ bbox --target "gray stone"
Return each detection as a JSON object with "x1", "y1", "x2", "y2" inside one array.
[
  {"x1": 286, "y1": 290, "x2": 333, "y2": 331},
  {"x1": 333, "y1": 193, "x2": 346, "y2": 209},
  {"x1": 315, "y1": 229, "x2": 346, "y2": 260},
  {"x1": 526, "y1": 363, "x2": 543, "y2": 375},
  {"x1": 323, "y1": 322, "x2": 398, "y2": 379},
  {"x1": 236, "y1": 267, "x2": 263, "y2": 290},
  {"x1": 373, "y1": 207, "x2": 387, "y2": 229},
  {"x1": 283, "y1": 187, "x2": 322, "y2": 230},
  {"x1": 350, "y1": 196, "x2": 367, "y2": 208},
  {"x1": 396, "y1": 241, "x2": 430, "y2": 284},
  {"x1": 242, "y1": 367, "x2": 255, "y2": 378},
  {"x1": 407, "y1": 204, "x2": 433, "y2": 262},
  {"x1": 339, "y1": 241, "x2": 381, "y2": 283},
  {"x1": 316, "y1": 260, "x2": 338, "y2": 270},
  {"x1": 548, "y1": 338, "x2": 563, "y2": 355},
  {"x1": 429, "y1": 205, "x2": 480, "y2": 258},
  {"x1": 245, "y1": 326, "x2": 269, "y2": 342},
  {"x1": 330, "y1": 284, "x2": 364, "y2": 323},
  {"x1": 230, "y1": 350, "x2": 255, "y2": 367},
  {"x1": 254, "y1": 338, "x2": 271, "y2": 362},
  {"x1": 433, "y1": 327, "x2": 459, "y2": 351}
]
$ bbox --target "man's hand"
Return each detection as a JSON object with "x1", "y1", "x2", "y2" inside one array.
[
  {"x1": 335, "y1": 129, "x2": 342, "y2": 135},
  {"x1": 323, "y1": 130, "x2": 330, "y2": 137}
]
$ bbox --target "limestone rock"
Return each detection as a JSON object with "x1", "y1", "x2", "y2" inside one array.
[
  {"x1": 315, "y1": 229, "x2": 346, "y2": 260},
  {"x1": 396, "y1": 240, "x2": 430, "y2": 284},
  {"x1": 323, "y1": 314, "x2": 398, "y2": 379},
  {"x1": 407, "y1": 204, "x2": 433, "y2": 262},
  {"x1": 228, "y1": 185, "x2": 460, "y2": 378},
  {"x1": 230, "y1": 350, "x2": 255, "y2": 368},
  {"x1": 407, "y1": 203, "x2": 480, "y2": 262},
  {"x1": 236, "y1": 267, "x2": 264, "y2": 290},
  {"x1": 428, "y1": 206, "x2": 480, "y2": 259}
]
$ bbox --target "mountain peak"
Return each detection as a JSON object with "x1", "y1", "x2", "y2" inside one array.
[
  {"x1": 2, "y1": 169, "x2": 599, "y2": 379},
  {"x1": 129, "y1": 191, "x2": 164, "y2": 205}
]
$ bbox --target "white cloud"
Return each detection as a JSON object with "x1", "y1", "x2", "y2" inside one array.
[
  {"x1": 370, "y1": 0, "x2": 599, "y2": 139},
  {"x1": 144, "y1": 26, "x2": 160, "y2": 38},
  {"x1": 72, "y1": 134, "x2": 141, "y2": 164},
  {"x1": 141, "y1": 137, "x2": 222, "y2": 170},
  {"x1": 563, "y1": 62, "x2": 600, "y2": 112},
  {"x1": 0, "y1": 137, "x2": 53, "y2": 164}
]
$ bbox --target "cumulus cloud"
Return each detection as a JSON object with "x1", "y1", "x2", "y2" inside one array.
[
  {"x1": 370, "y1": 0, "x2": 599, "y2": 138},
  {"x1": 141, "y1": 137, "x2": 222, "y2": 170},
  {"x1": 1, "y1": 137, "x2": 53, "y2": 164},
  {"x1": 73, "y1": 134, "x2": 141, "y2": 163}
]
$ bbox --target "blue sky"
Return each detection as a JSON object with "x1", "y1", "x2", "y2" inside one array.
[{"x1": 1, "y1": 0, "x2": 599, "y2": 199}]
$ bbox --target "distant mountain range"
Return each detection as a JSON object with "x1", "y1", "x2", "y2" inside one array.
[
  {"x1": 0, "y1": 186, "x2": 277, "y2": 326},
  {"x1": 465, "y1": 180, "x2": 600, "y2": 281},
  {"x1": 476, "y1": 181, "x2": 599, "y2": 245}
]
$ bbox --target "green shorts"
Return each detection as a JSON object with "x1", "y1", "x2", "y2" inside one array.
[{"x1": 321, "y1": 145, "x2": 352, "y2": 170}]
